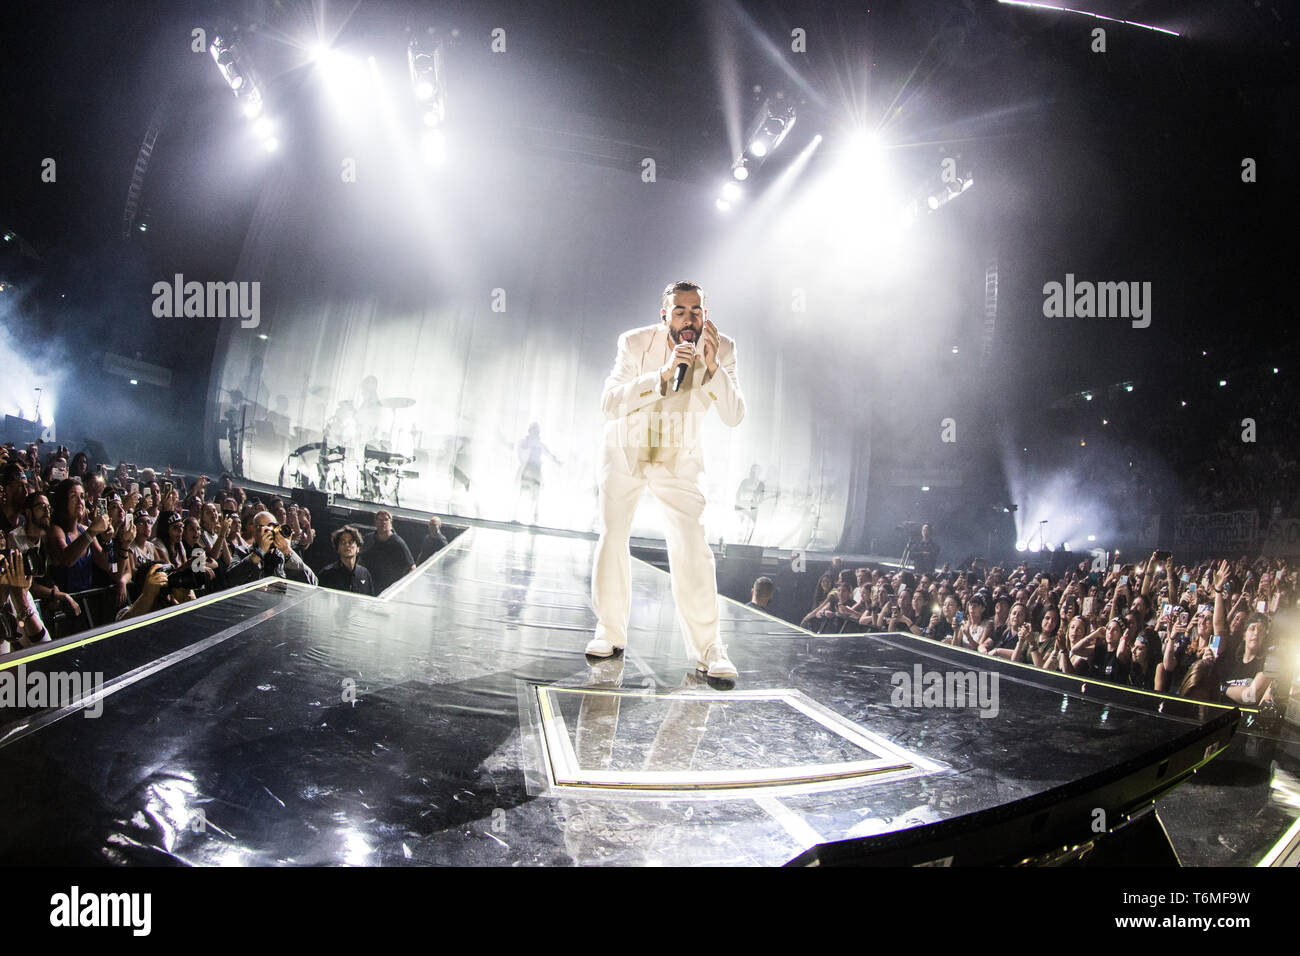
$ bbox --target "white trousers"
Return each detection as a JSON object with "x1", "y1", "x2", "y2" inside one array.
[{"x1": 591, "y1": 460, "x2": 719, "y2": 661}]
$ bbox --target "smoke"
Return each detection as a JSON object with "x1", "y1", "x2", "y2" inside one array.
[
  {"x1": 999, "y1": 424, "x2": 1178, "y2": 552},
  {"x1": 0, "y1": 285, "x2": 70, "y2": 433}
]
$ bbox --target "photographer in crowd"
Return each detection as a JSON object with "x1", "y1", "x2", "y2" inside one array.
[
  {"x1": 226, "y1": 511, "x2": 319, "y2": 586},
  {"x1": 115, "y1": 562, "x2": 197, "y2": 621},
  {"x1": 800, "y1": 581, "x2": 867, "y2": 634},
  {"x1": 0, "y1": 548, "x2": 51, "y2": 653}
]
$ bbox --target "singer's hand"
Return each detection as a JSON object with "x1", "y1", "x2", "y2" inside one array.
[
  {"x1": 660, "y1": 342, "x2": 697, "y2": 386},
  {"x1": 700, "y1": 319, "x2": 719, "y2": 373}
]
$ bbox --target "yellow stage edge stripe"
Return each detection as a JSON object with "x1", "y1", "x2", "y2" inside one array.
[{"x1": 0, "y1": 578, "x2": 279, "y2": 672}]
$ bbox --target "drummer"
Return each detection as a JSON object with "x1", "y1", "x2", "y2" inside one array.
[
  {"x1": 322, "y1": 401, "x2": 357, "y2": 494},
  {"x1": 356, "y1": 376, "x2": 384, "y2": 451}
]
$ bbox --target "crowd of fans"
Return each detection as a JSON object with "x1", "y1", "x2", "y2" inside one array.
[
  {"x1": 3, "y1": 437, "x2": 1289, "y2": 721},
  {"x1": 796, "y1": 549, "x2": 1290, "y2": 716},
  {"x1": 0, "y1": 439, "x2": 450, "y2": 655}
]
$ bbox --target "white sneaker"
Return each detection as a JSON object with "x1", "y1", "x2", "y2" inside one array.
[
  {"x1": 584, "y1": 637, "x2": 624, "y2": 658},
  {"x1": 696, "y1": 644, "x2": 738, "y2": 679}
]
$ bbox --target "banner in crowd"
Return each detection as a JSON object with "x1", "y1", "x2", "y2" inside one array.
[
  {"x1": 1173, "y1": 511, "x2": 1258, "y2": 554},
  {"x1": 1259, "y1": 518, "x2": 1300, "y2": 557}
]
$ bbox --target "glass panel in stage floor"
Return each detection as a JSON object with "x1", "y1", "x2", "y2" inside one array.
[{"x1": 531, "y1": 684, "x2": 942, "y2": 796}]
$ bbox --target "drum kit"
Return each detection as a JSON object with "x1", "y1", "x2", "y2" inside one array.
[{"x1": 279, "y1": 393, "x2": 420, "y2": 504}]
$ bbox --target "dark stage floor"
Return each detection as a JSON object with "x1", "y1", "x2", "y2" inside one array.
[{"x1": 1, "y1": 527, "x2": 1296, "y2": 865}]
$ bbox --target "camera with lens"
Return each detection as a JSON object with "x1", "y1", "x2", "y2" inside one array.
[
  {"x1": 0, "y1": 548, "x2": 42, "y2": 581},
  {"x1": 167, "y1": 564, "x2": 207, "y2": 591},
  {"x1": 130, "y1": 560, "x2": 210, "y2": 600}
]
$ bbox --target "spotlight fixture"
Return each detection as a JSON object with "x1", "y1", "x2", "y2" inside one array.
[
  {"x1": 408, "y1": 34, "x2": 446, "y2": 124},
  {"x1": 925, "y1": 174, "x2": 974, "y2": 212},
  {"x1": 731, "y1": 158, "x2": 749, "y2": 181},
  {"x1": 721, "y1": 181, "x2": 742, "y2": 202},
  {"x1": 210, "y1": 35, "x2": 277, "y2": 150},
  {"x1": 715, "y1": 198, "x2": 731, "y2": 212},
  {"x1": 743, "y1": 101, "x2": 796, "y2": 163},
  {"x1": 210, "y1": 36, "x2": 263, "y2": 113}
]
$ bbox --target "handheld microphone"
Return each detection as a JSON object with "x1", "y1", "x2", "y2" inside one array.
[{"x1": 672, "y1": 333, "x2": 696, "y2": 392}]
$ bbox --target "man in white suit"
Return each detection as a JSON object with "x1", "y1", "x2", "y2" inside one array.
[{"x1": 588, "y1": 281, "x2": 745, "y2": 679}]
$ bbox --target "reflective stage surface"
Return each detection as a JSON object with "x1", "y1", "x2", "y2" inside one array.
[{"x1": 1, "y1": 527, "x2": 1296, "y2": 865}]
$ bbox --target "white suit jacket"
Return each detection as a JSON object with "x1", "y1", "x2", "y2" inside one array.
[{"x1": 600, "y1": 322, "x2": 745, "y2": 476}]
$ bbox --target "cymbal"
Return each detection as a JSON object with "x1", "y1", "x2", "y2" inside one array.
[
  {"x1": 364, "y1": 448, "x2": 414, "y2": 463},
  {"x1": 309, "y1": 386, "x2": 332, "y2": 396},
  {"x1": 380, "y1": 397, "x2": 416, "y2": 409}
]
